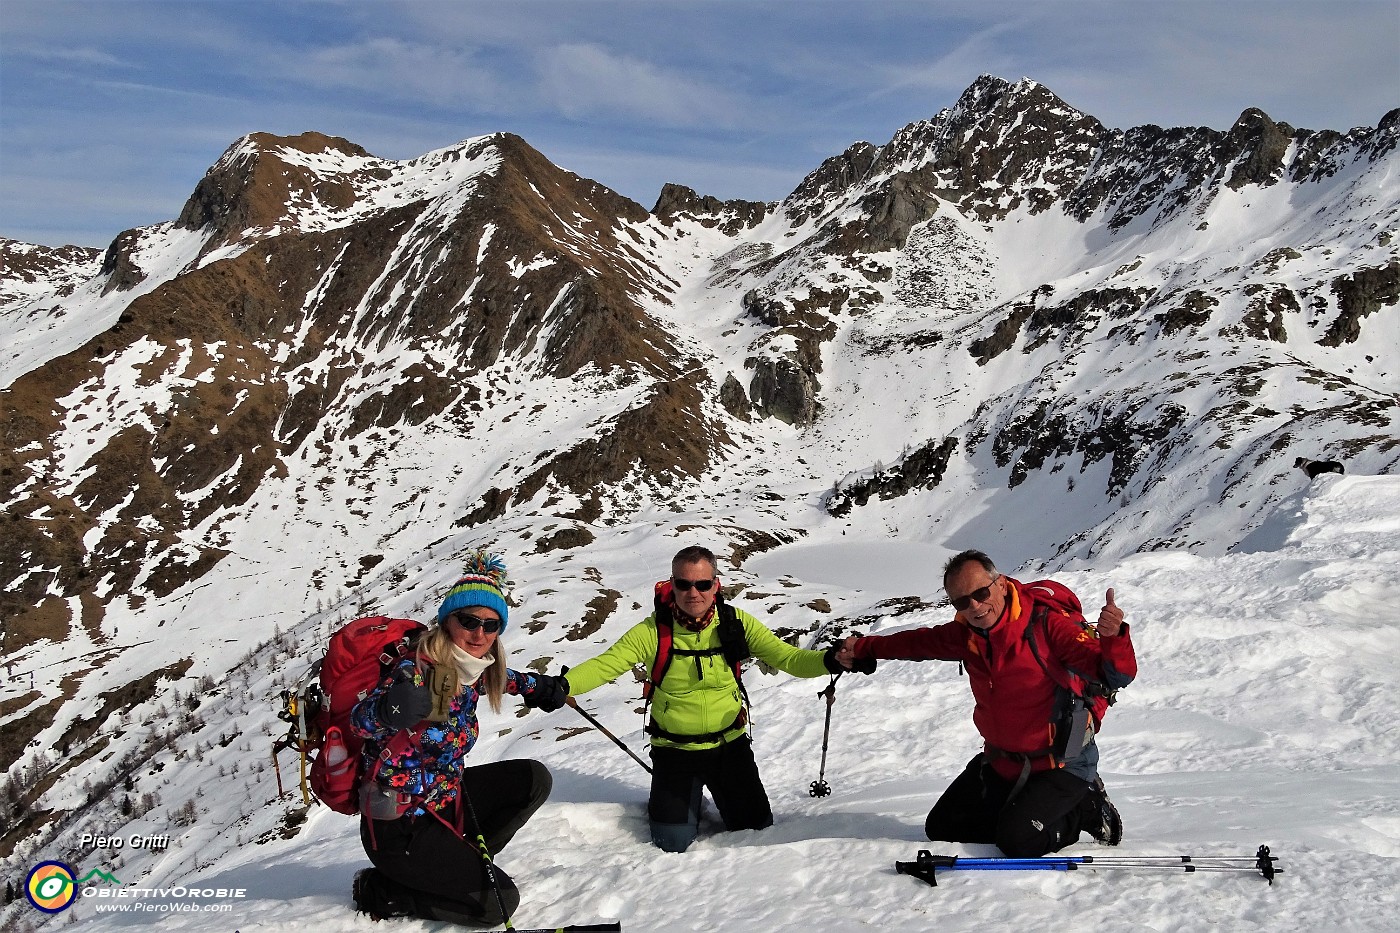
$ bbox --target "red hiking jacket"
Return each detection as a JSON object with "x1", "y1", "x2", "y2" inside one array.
[{"x1": 849, "y1": 576, "x2": 1136, "y2": 781}]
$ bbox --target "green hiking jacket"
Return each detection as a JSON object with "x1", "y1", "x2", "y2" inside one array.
[{"x1": 566, "y1": 606, "x2": 830, "y2": 750}]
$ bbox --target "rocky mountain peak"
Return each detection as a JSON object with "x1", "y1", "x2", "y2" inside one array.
[
  {"x1": 0, "y1": 238, "x2": 102, "y2": 304},
  {"x1": 783, "y1": 75, "x2": 1111, "y2": 239},
  {"x1": 948, "y1": 74, "x2": 1055, "y2": 119},
  {"x1": 783, "y1": 142, "x2": 881, "y2": 223},
  {"x1": 175, "y1": 130, "x2": 382, "y2": 242},
  {"x1": 651, "y1": 183, "x2": 772, "y2": 234},
  {"x1": 255, "y1": 129, "x2": 372, "y2": 159},
  {"x1": 1221, "y1": 107, "x2": 1296, "y2": 189},
  {"x1": 916, "y1": 75, "x2": 1103, "y2": 216}
]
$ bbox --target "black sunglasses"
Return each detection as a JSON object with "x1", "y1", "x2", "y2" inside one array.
[
  {"x1": 950, "y1": 578, "x2": 1000, "y2": 612},
  {"x1": 672, "y1": 577, "x2": 716, "y2": 593},
  {"x1": 451, "y1": 611, "x2": 501, "y2": 633}
]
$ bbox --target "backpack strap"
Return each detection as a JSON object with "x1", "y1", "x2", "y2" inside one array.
[
  {"x1": 715, "y1": 600, "x2": 750, "y2": 671},
  {"x1": 1024, "y1": 598, "x2": 1117, "y2": 705},
  {"x1": 378, "y1": 632, "x2": 417, "y2": 668},
  {"x1": 1024, "y1": 603, "x2": 1071, "y2": 692},
  {"x1": 1024, "y1": 602, "x2": 1100, "y2": 762},
  {"x1": 716, "y1": 600, "x2": 752, "y2": 717},
  {"x1": 645, "y1": 713, "x2": 747, "y2": 744},
  {"x1": 647, "y1": 595, "x2": 750, "y2": 694},
  {"x1": 644, "y1": 601, "x2": 672, "y2": 702}
]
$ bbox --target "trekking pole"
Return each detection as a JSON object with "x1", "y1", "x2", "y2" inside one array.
[
  {"x1": 476, "y1": 918, "x2": 618, "y2": 924},
  {"x1": 459, "y1": 782, "x2": 516, "y2": 930},
  {"x1": 809, "y1": 672, "x2": 842, "y2": 798},
  {"x1": 566, "y1": 697, "x2": 652, "y2": 774},
  {"x1": 460, "y1": 781, "x2": 623, "y2": 933},
  {"x1": 896, "y1": 845, "x2": 1281, "y2": 887}
]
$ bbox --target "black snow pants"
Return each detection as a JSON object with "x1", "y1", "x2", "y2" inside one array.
[
  {"x1": 925, "y1": 753, "x2": 1095, "y2": 857},
  {"x1": 647, "y1": 736, "x2": 772, "y2": 852},
  {"x1": 360, "y1": 758, "x2": 552, "y2": 925}
]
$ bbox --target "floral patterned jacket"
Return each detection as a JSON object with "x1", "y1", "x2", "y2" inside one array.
[{"x1": 350, "y1": 657, "x2": 540, "y2": 817}]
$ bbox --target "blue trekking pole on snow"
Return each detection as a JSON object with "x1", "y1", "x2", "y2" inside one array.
[{"x1": 896, "y1": 845, "x2": 1280, "y2": 886}]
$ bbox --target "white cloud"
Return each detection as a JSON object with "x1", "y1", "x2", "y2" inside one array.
[
  {"x1": 871, "y1": 18, "x2": 1027, "y2": 100},
  {"x1": 19, "y1": 45, "x2": 135, "y2": 69},
  {"x1": 281, "y1": 37, "x2": 515, "y2": 109},
  {"x1": 535, "y1": 42, "x2": 749, "y2": 129}
]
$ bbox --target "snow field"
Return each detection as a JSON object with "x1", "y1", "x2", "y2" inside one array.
[{"x1": 41, "y1": 476, "x2": 1391, "y2": 932}]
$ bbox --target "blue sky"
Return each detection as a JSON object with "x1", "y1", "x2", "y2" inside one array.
[{"x1": 2, "y1": 0, "x2": 1397, "y2": 249}]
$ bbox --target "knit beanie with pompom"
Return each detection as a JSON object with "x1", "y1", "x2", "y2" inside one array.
[{"x1": 437, "y1": 551, "x2": 510, "y2": 631}]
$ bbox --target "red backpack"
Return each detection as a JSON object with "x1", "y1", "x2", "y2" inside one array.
[
  {"x1": 1019, "y1": 580, "x2": 1116, "y2": 734},
  {"x1": 275, "y1": 616, "x2": 424, "y2": 814}
]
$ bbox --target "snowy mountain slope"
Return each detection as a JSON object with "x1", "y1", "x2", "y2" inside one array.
[
  {"x1": 1, "y1": 74, "x2": 1398, "y2": 922},
  {"x1": 0, "y1": 240, "x2": 102, "y2": 310},
  {"x1": 734, "y1": 79, "x2": 1398, "y2": 559},
  {"x1": 4, "y1": 475, "x2": 1397, "y2": 931}
]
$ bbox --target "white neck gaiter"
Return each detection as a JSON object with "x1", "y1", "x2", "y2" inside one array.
[{"x1": 449, "y1": 642, "x2": 494, "y2": 686}]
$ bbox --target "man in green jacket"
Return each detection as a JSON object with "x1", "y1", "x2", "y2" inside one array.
[{"x1": 550, "y1": 545, "x2": 852, "y2": 852}]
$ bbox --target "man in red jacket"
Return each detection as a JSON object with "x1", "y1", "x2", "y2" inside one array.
[{"x1": 836, "y1": 549, "x2": 1136, "y2": 857}]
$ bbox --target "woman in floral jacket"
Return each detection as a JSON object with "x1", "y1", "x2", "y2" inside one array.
[{"x1": 349, "y1": 552, "x2": 567, "y2": 925}]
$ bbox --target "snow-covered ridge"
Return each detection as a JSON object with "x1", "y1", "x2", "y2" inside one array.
[{"x1": 192, "y1": 132, "x2": 506, "y2": 242}]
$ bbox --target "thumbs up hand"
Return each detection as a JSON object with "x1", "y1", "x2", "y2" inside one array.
[{"x1": 1097, "y1": 588, "x2": 1125, "y2": 637}]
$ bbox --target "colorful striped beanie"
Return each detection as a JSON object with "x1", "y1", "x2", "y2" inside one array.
[{"x1": 437, "y1": 550, "x2": 510, "y2": 631}]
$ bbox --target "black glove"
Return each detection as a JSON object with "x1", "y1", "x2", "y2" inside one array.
[
  {"x1": 377, "y1": 679, "x2": 432, "y2": 729},
  {"x1": 525, "y1": 674, "x2": 570, "y2": 712},
  {"x1": 823, "y1": 645, "x2": 877, "y2": 675}
]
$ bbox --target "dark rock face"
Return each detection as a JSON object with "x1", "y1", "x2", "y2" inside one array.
[
  {"x1": 1322, "y1": 260, "x2": 1400, "y2": 346},
  {"x1": 1223, "y1": 108, "x2": 1297, "y2": 190},
  {"x1": 652, "y1": 183, "x2": 771, "y2": 234},
  {"x1": 533, "y1": 525, "x2": 596, "y2": 553},
  {"x1": 99, "y1": 229, "x2": 149, "y2": 292},
  {"x1": 826, "y1": 437, "x2": 958, "y2": 516},
  {"x1": 1241, "y1": 284, "x2": 1296, "y2": 343},
  {"x1": 993, "y1": 398, "x2": 1190, "y2": 495},
  {"x1": 785, "y1": 142, "x2": 880, "y2": 223},
  {"x1": 849, "y1": 173, "x2": 943, "y2": 253},
  {"x1": 749, "y1": 355, "x2": 822, "y2": 427},
  {"x1": 970, "y1": 294, "x2": 1042, "y2": 365},
  {"x1": 719, "y1": 373, "x2": 752, "y2": 420},
  {"x1": 1157, "y1": 290, "x2": 1219, "y2": 337},
  {"x1": 738, "y1": 287, "x2": 836, "y2": 428},
  {"x1": 1025, "y1": 287, "x2": 1154, "y2": 353}
]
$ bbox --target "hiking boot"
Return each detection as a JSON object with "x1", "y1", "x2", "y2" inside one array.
[
  {"x1": 1085, "y1": 778, "x2": 1122, "y2": 846},
  {"x1": 352, "y1": 868, "x2": 417, "y2": 921}
]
